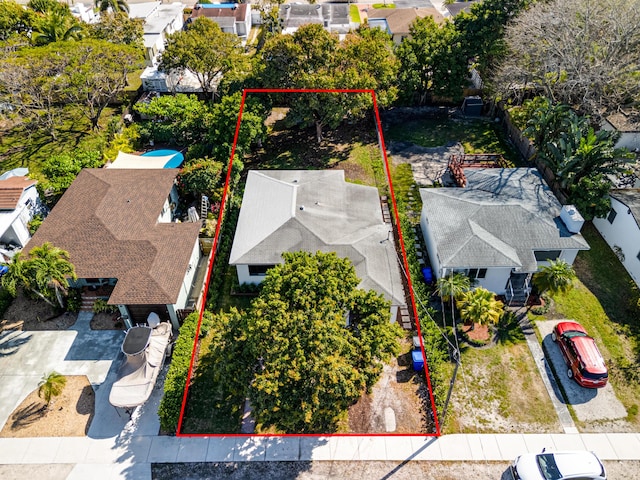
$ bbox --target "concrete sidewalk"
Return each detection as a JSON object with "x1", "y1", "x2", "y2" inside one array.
[{"x1": 1, "y1": 432, "x2": 640, "y2": 479}]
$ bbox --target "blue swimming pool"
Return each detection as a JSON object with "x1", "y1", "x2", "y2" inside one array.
[{"x1": 141, "y1": 149, "x2": 185, "y2": 168}]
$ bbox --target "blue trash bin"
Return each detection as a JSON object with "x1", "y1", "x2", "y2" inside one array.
[
  {"x1": 411, "y1": 349, "x2": 424, "y2": 371},
  {"x1": 421, "y1": 267, "x2": 432, "y2": 284}
]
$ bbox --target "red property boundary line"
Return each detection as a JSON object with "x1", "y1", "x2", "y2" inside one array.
[{"x1": 176, "y1": 88, "x2": 441, "y2": 438}]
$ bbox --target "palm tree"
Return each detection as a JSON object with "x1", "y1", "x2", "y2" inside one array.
[
  {"x1": 1, "y1": 252, "x2": 32, "y2": 297},
  {"x1": 457, "y1": 287, "x2": 504, "y2": 331},
  {"x1": 28, "y1": 242, "x2": 77, "y2": 308},
  {"x1": 31, "y1": 9, "x2": 84, "y2": 46},
  {"x1": 532, "y1": 259, "x2": 577, "y2": 297},
  {"x1": 38, "y1": 371, "x2": 66, "y2": 409},
  {"x1": 95, "y1": 0, "x2": 130, "y2": 14},
  {"x1": 435, "y1": 272, "x2": 472, "y2": 327}
]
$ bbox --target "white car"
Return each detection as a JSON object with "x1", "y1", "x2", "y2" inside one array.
[{"x1": 511, "y1": 450, "x2": 606, "y2": 480}]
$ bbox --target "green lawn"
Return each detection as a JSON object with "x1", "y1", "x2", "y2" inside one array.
[
  {"x1": 384, "y1": 117, "x2": 523, "y2": 166},
  {"x1": 444, "y1": 341, "x2": 561, "y2": 433},
  {"x1": 531, "y1": 223, "x2": 640, "y2": 426},
  {"x1": 349, "y1": 4, "x2": 361, "y2": 22}
]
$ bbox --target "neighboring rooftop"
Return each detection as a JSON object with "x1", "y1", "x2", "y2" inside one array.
[
  {"x1": 189, "y1": 2, "x2": 248, "y2": 21},
  {"x1": 367, "y1": 7, "x2": 444, "y2": 33},
  {"x1": 610, "y1": 189, "x2": 640, "y2": 227},
  {"x1": 229, "y1": 170, "x2": 405, "y2": 306},
  {"x1": 606, "y1": 110, "x2": 640, "y2": 132},
  {"x1": 420, "y1": 168, "x2": 590, "y2": 272},
  {"x1": 445, "y1": 0, "x2": 478, "y2": 17},
  {"x1": 0, "y1": 176, "x2": 36, "y2": 210},
  {"x1": 26, "y1": 169, "x2": 201, "y2": 306}
]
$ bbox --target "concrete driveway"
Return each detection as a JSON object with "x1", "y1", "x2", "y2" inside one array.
[
  {"x1": 0, "y1": 312, "x2": 124, "y2": 433},
  {"x1": 537, "y1": 320, "x2": 627, "y2": 423}
]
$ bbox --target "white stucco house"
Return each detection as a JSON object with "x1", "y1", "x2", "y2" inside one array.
[
  {"x1": 420, "y1": 168, "x2": 590, "y2": 304},
  {"x1": 593, "y1": 189, "x2": 640, "y2": 288},
  {"x1": 601, "y1": 111, "x2": 640, "y2": 152},
  {"x1": 0, "y1": 172, "x2": 41, "y2": 249},
  {"x1": 229, "y1": 170, "x2": 406, "y2": 322},
  {"x1": 129, "y1": 1, "x2": 185, "y2": 67}
]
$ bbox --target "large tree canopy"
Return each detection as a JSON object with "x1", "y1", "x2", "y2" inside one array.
[
  {"x1": 242, "y1": 251, "x2": 403, "y2": 433},
  {"x1": 160, "y1": 17, "x2": 243, "y2": 96},
  {"x1": 492, "y1": 0, "x2": 640, "y2": 118},
  {"x1": 396, "y1": 17, "x2": 468, "y2": 104},
  {"x1": 260, "y1": 24, "x2": 398, "y2": 141}
]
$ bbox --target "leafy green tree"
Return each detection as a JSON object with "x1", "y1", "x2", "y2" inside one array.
[
  {"x1": 95, "y1": 0, "x2": 129, "y2": 14},
  {"x1": 177, "y1": 158, "x2": 224, "y2": 201},
  {"x1": 56, "y1": 39, "x2": 143, "y2": 129},
  {"x1": 454, "y1": 0, "x2": 530, "y2": 78},
  {"x1": 396, "y1": 17, "x2": 468, "y2": 105},
  {"x1": 40, "y1": 149, "x2": 103, "y2": 199},
  {"x1": 208, "y1": 92, "x2": 267, "y2": 160},
  {"x1": 568, "y1": 174, "x2": 614, "y2": 221},
  {"x1": 1, "y1": 252, "x2": 32, "y2": 297},
  {"x1": 245, "y1": 251, "x2": 403, "y2": 433},
  {"x1": 38, "y1": 371, "x2": 66, "y2": 408},
  {"x1": 532, "y1": 259, "x2": 577, "y2": 297},
  {"x1": 260, "y1": 24, "x2": 397, "y2": 142},
  {"x1": 457, "y1": 287, "x2": 504, "y2": 330},
  {"x1": 134, "y1": 93, "x2": 213, "y2": 145},
  {"x1": 28, "y1": 0, "x2": 65, "y2": 14},
  {"x1": 88, "y1": 12, "x2": 143, "y2": 46},
  {"x1": 0, "y1": 0, "x2": 36, "y2": 41},
  {"x1": 160, "y1": 17, "x2": 243, "y2": 96}
]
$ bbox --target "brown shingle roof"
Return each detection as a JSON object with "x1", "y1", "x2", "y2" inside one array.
[
  {"x1": 26, "y1": 169, "x2": 201, "y2": 305},
  {"x1": 368, "y1": 7, "x2": 444, "y2": 36},
  {"x1": 0, "y1": 176, "x2": 36, "y2": 210}
]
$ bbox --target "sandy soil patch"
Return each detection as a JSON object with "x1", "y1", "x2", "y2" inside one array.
[
  {"x1": 90, "y1": 312, "x2": 125, "y2": 330},
  {"x1": 0, "y1": 290, "x2": 76, "y2": 332},
  {"x1": 0, "y1": 375, "x2": 94, "y2": 437},
  {"x1": 348, "y1": 338, "x2": 427, "y2": 433}
]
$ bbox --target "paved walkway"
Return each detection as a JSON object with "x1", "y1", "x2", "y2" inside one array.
[{"x1": 2, "y1": 432, "x2": 640, "y2": 479}]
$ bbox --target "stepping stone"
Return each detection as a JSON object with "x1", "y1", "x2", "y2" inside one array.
[{"x1": 384, "y1": 407, "x2": 397, "y2": 432}]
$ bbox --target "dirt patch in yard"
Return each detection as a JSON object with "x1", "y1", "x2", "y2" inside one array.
[
  {"x1": 90, "y1": 312, "x2": 126, "y2": 330},
  {"x1": 0, "y1": 290, "x2": 76, "y2": 332},
  {"x1": 347, "y1": 338, "x2": 427, "y2": 433},
  {"x1": 0, "y1": 375, "x2": 94, "y2": 437}
]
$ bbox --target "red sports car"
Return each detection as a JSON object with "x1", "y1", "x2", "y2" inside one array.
[{"x1": 552, "y1": 321, "x2": 608, "y2": 388}]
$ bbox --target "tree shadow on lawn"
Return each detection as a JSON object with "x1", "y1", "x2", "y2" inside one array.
[{"x1": 247, "y1": 122, "x2": 375, "y2": 171}]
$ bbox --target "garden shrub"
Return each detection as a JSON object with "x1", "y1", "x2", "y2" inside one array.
[
  {"x1": 92, "y1": 297, "x2": 118, "y2": 314},
  {"x1": 65, "y1": 288, "x2": 82, "y2": 313},
  {"x1": 0, "y1": 288, "x2": 14, "y2": 317},
  {"x1": 158, "y1": 311, "x2": 200, "y2": 433}
]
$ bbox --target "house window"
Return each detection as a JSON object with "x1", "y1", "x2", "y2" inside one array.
[
  {"x1": 468, "y1": 268, "x2": 487, "y2": 279},
  {"x1": 637, "y1": 250, "x2": 640, "y2": 262},
  {"x1": 248, "y1": 265, "x2": 274, "y2": 276},
  {"x1": 534, "y1": 250, "x2": 562, "y2": 262},
  {"x1": 607, "y1": 208, "x2": 617, "y2": 224}
]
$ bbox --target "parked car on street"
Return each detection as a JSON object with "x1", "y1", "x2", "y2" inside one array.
[
  {"x1": 511, "y1": 450, "x2": 606, "y2": 479},
  {"x1": 551, "y1": 321, "x2": 608, "y2": 388}
]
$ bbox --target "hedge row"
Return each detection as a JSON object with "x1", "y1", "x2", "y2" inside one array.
[{"x1": 157, "y1": 311, "x2": 200, "y2": 433}]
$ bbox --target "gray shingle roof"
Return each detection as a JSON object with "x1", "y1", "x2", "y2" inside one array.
[
  {"x1": 610, "y1": 189, "x2": 640, "y2": 228},
  {"x1": 420, "y1": 168, "x2": 590, "y2": 272},
  {"x1": 229, "y1": 170, "x2": 405, "y2": 305}
]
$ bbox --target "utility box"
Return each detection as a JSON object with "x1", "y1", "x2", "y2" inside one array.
[{"x1": 462, "y1": 96, "x2": 483, "y2": 116}]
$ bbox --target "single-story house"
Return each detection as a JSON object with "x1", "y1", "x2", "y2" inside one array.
[
  {"x1": 420, "y1": 168, "x2": 590, "y2": 304},
  {"x1": 592, "y1": 189, "x2": 640, "y2": 288},
  {"x1": 444, "y1": 1, "x2": 478, "y2": 17},
  {"x1": 367, "y1": 8, "x2": 444, "y2": 44},
  {"x1": 129, "y1": 1, "x2": 185, "y2": 66},
  {"x1": 188, "y1": 3, "x2": 252, "y2": 40},
  {"x1": 229, "y1": 170, "x2": 406, "y2": 322},
  {"x1": 601, "y1": 110, "x2": 640, "y2": 152},
  {"x1": 0, "y1": 172, "x2": 41, "y2": 249},
  {"x1": 26, "y1": 169, "x2": 202, "y2": 329},
  {"x1": 279, "y1": 3, "x2": 351, "y2": 35}
]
